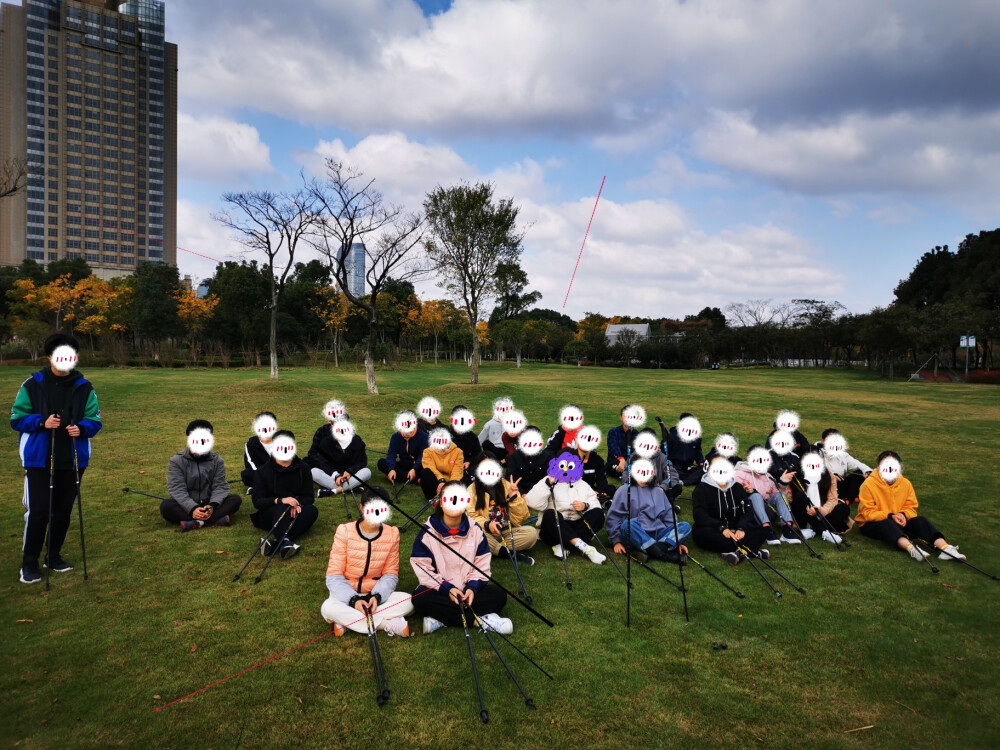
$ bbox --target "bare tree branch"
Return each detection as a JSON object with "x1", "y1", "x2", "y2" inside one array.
[{"x1": 0, "y1": 157, "x2": 30, "y2": 201}]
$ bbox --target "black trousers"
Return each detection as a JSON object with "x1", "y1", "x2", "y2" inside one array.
[
  {"x1": 790, "y1": 494, "x2": 852, "y2": 533},
  {"x1": 412, "y1": 584, "x2": 507, "y2": 627},
  {"x1": 676, "y1": 465, "x2": 704, "y2": 486},
  {"x1": 692, "y1": 523, "x2": 768, "y2": 553},
  {"x1": 837, "y1": 473, "x2": 866, "y2": 504},
  {"x1": 22, "y1": 467, "x2": 85, "y2": 562},
  {"x1": 160, "y1": 494, "x2": 243, "y2": 524},
  {"x1": 250, "y1": 503, "x2": 319, "y2": 542},
  {"x1": 377, "y1": 457, "x2": 420, "y2": 482},
  {"x1": 538, "y1": 507, "x2": 605, "y2": 546},
  {"x1": 859, "y1": 516, "x2": 943, "y2": 547},
  {"x1": 419, "y1": 468, "x2": 444, "y2": 500}
]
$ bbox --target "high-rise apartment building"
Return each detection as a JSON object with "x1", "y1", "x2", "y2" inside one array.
[
  {"x1": 339, "y1": 241, "x2": 365, "y2": 297},
  {"x1": 0, "y1": 0, "x2": 176, "y2": 277}
]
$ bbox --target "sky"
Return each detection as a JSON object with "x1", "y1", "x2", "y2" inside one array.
[{"x1": 165, "y1": 0, "x2": 1000, "y2": 321}]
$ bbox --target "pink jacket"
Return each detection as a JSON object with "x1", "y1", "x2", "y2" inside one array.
[
  {"x1": 734, "y1": 462, "x2": 782, "y2": 498},
  {"x1": 410, "y1": 513, "x2": 492, "y2": 594}
]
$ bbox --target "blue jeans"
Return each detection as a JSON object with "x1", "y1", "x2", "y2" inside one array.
[
  {"x1": 620, "y1": 519, "x2": 692, "y2": 550},
  {"x1": 748, "y1": 491, "x2": 793, "y2": 526}
]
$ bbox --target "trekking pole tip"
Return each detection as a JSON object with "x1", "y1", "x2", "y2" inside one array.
[
  {"x1": 525, "y1": 698, "x2": 536, "y2": 709},
  {"x1": 480, "y1": 710, "x2": 490, "y2": 724}
]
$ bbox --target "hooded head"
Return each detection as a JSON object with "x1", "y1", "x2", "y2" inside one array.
[
  {"x1": 800, "y1": 452, "x2": 825, "y2": 484},
  {"x1": 502, "y1": 410, "x2": 527, "y2": 437},
  {"x1": 559, "y1": 404, "x2": 585, "y2": 432},
  {"x1": 547, "y1": 451, "x2": 585, "y2": 484},
  {"x1": 877, "y1": 451, "x2": 902, "y2": 485},
  {"x1": 270, "y1": 430, "x2": 296, "y2": 462},
  {"x1": 632, "y1": 429, "x2": 660, "y2": 459},
  {"x1": 746, "y1": 445, "x2": 773, "y2": 475},
  {"x1": 186, "y1": 419, "x2": 215, "y2": 457},
  {"x1": 45, "y1": 333, "x2": 80, "y2": 374},
  {"x1": 775, "y1": 410, "x2": 800, "y2": 433},
  {"x1": 492, "y1": 397, "x2": 514, "y2": 421},
  {"x1": 429, "y1": 427, "x2": 453, "y2": 452},
  {"x1": 438, "y1": 482, "x2": 472, "y2": 517},
  {"x1": 713, "y1": 432, "x2": 739, "y2": 459},
  {"x1": 417, "y1": 396, "x2": 442, "y2": 422},
  {"x1": 253, "y1": 412, "x2": 278, "y2": 442},
  {"x1": 576, "y1": 425, "x2": 602, "y2": 454},
  {"x1": 394, "y1": 410, "x2": 419, "y2": 437},
  {"x1": 707, "y1": 457, "x2": 736, "y2": 489},
  {"x1": 331, "y1": 420, "x2": 356, "y2": 448},
  {"x1": 475, "y1": 457, "x2": 503, "y2": 487},
  {"x1": 769, "y1": 429, "x2": 795, "y2": 457},
  {"x1": 518, "y1": 427, "x2": 545, "y2": 457},
  {"x1": 630, "y1": 458, "x2": 655, "y2": 486},
  {"x1": 361, "y1": 488, "x2": 392, "y2": 526},
  {"x1": 621, "y1": 404, "x2": 646, "y2": 429},
  {"x1": 450, "y1": 405, "x2": 476, "y2": 435},
  {"x1": 822, "y1": 431, "x2": 848, "y2": 455},
  {"x1": 676, "y1": 414, "x2": 702, "y2": 443},
  {"x1": 323, "y1": 399, "x2": 347, "y2": 423}
]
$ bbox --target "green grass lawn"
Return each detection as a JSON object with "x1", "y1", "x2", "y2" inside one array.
[{"x1": 2, "y1": 362, "x2": 998, "y2": 749}]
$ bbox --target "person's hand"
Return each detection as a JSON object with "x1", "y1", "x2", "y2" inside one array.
[
  {"x1": 571, "y1": 500, "x2": 586, "y2": 512},
  {"x1": 679, "y1": 544, "x2": 688, "y2": 555},
  {"x1": 66, "y1": 424, "x2": 81, "y2": 437},
  {"x1": 448, "y1": 588, "x2": 463, "y2": 606},
  {"x1": 407, "y1": 469, "x2": 416, "y2": 482},
  {"x1": 192, "y1": 505, "x2": 212, "y2": 521},
  {"x1": 510, "y1": 476, "x2": 522, "y2": 490},
  {"x1": 892, "y1": 512, "x2": 906, "y2": 526},
  {"x1": 613, "y1": 543, "x2": 626, "y2": 555},
  {"x1": 806, "y1": 506, "x2": 817, "y2": 516},
  {"x1": 734, "y1": 530, "x2": 745, "y2": 541},
  {"x1": 437, "y1": 481, "x2": 445, "y2": 495},
  {"x1": 742, "y1": 481, "x2": 754, "y2": 493},
  {"x1": 44, "y1": 414, "x2": 61, "y2": 430},
  {"x1": 488, "y1": 521, "x2": 501, "y2": 536},
  {"x1": 617, "y1": 458, "x2": 625, "y2": 473},
  {"x1": 387, "y1": 470, "x2": 397, "y2": 483},
  {"x1": 462, "y1": 589, "x2": 475, "y2": 606},
  {"x1": 281, "y1": 497, "x2": 301, "y2": 518},
  {"x1": 780, "y1": 470, "x2": 795, "y2": 483},
  {"x1": 722, "y1": 529, "x2": 734, "y2": 540},
  {"x1": 864, "y1": 471, "x2": 872, "y2": 478},
  {"x1": 463, "y1": 462, "x2": 470, "y2": 470}
]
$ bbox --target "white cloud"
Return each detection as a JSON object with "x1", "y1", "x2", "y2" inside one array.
[
  {"x1": 174, "y1": 199, "x2": 247, "y2": 284},
  {"x1": 177, "y1": 113, "x2": 274, "y2": 184}
]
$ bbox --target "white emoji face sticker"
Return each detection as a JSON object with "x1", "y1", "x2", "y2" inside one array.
[
  {"x1": 677, "y1": 416, "x2": 702, "y2": 443},
  {"x1": 714, "y1": 433, "x2": 738, "y2": 458},
  {"x1": 493, "y1": 397, "x2": 514, "y2": 421},
  {"x1": 362, "y1": 499, "x2": 391, "y2": 525},
  {"x1": 769, "y1": 430, "x2": 795, "y2": 456},
  {"x1": 576, "y1": 425, "x2": 602, "y2": 452},
  {"x1": 417, "y1": 396, "x2": 442, "y2": 421},
  {"x1": 776, "y1": 410, "x2": 800, "y2": 433},
  {"x1": 271, "y1": 434, "x2": 296, "y2": 459},
  {"x1": 51, "y1": 345, "x2": 79, "y2": 373},
  {"x1": 187, "y1": 427, "x2": 214, "y2": 457},
  {"x1": 429, "y1": 428, "x2": 452, "y2": 452},
  {"x1": 709, "y1": 459, "x2": 735, "y2": 488},
  {"x1": 502, "y1": 410, "x2": 526, "y2": 437},
  {"x1": 747, "y1": 447, "x2": 773, "y2": 474},
  {"x1": 559, "y1": 405, "x2": 584, "y2": 432},
  {"x1": 450, "y1": 407, "x2": 476, "y2": 435},
  {"x1": 518, "y1": 428, "x2": 545, "y2": 457},
  {"x1": 622, "y1": 404, "x2": 646, "y2": 429},
  {"x1": 332, "y1": 420, "x2": 356, "y2": 446},
  {"x1": 476, "y1": 458, "x2": 503, "y2": 486},
  {"x1": 323, "y1": 399, "x2": 347, "y2": 422},
  {"x1": 395, "y1": 410, "x2": 418, "y2": 435},
  {"x1": 440, "y1": 483, "x2": 472, "y2": 515},
  {"x1": 630, "y1": 458, "x2": 655, "y2": 485},
  {"x1": 253, "y1": 414, "x2": 277, "y2": 440},
  {"x1": 878, "y1": 456, "x2": 902, "y2": 484},
  {"x1": 633, "y1": 430, "x2": 659, "y2": 459},
  {"x1": 801, "y1": 452, "x2": 825, "y2": 484},
  {"x1": 823, "y1": 432, "x2": 847, "y2": 454}
]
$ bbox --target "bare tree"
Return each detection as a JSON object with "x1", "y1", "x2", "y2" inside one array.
[
  {"x1": 724, "y1": 298, "x2": 795, "y2": 327},
  {"x1": 308, "y1": 162, "x2": 424, "y2": 394},
  {"x1": 423, "y1": 182, "x2": 526, "y2": 385},
  {"x1": 213, "y1": 189, "x2": 318, "y2": 380},
  {"x1": 0, "y1": 157, "x2": 29, "y2": 201}
]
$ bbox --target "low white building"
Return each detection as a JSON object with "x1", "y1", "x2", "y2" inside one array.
[{"x1": 605, "y1": 323, "x2": 651, "y2": 346}]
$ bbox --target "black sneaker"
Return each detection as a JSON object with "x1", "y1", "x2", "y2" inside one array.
[
  {"x1": 211, "y1": 514, "x2": 231, "y2": 527},
  {"x1": 180, "y1": 520, "x2": 201, "y2": 532},
  {"x1": 515, "y1": 551, "x2": 536, "y2": 566},
  {"x1": 780, "y1": 525, "x2": 801, "y2": 544},
  {"x1": 20, "y1": 558, "x2": 42, "y2": 584},
  {"x1": 45, "y1": 555, "x2": 73, "y2": 573},
  {"x1": 721, "y1": 551, "x2": 741, "y2": 566},
  {"x1": 279, "y1": 541, "x2": 301, "y2": 560},
  {"x1": 764, "y1": 525, "x2": 781, "y2": 545},
  {"x1": 495, "y1": 547, "x2": 514, "y2": 561},
  {"x1": 754, "y1": 548, "x2": 771, "y2": 560},
  {"x1": 261, "y1": 537, "x2": 275, "y2": 556},
  {"x1": 662, "y1": 547, "x2": 686, "y2": 565},
  {"x1": 646, "y1": 542, "x2": 670, "y2": 560},
  {"x1": 317, "y1": 488, "x2": 338, "y2": 498}
]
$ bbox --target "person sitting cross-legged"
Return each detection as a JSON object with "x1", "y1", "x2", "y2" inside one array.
[
  {"x1": 251, "y1": 431, "x2": 319, "y2": 559},
  {"x1": 162, "y1": 420, "x2": 242, "y2": 532},
  {"x1": 607, "y1": 458, "x2": 691, "y2": 564},
  {"x1": 377, "y1": 410, "x2": 428, "y2": 488},
  {"x1": 468, "y1": 456, "x2": 538, "y2": 566}
]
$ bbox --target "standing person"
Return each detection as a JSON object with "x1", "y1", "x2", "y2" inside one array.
[
  {"x1": 416, "y1": 396, "x2": 443, "y2": 434},
  {"x1": 377, "y1": 410, "x2": 428, "y2": 488},
  {"x1": 546, "y1": 404, "x2": 585, "y2": 454},
  {"x1": 321, "y1": 488, "x2": 413, "y2": 637},
  {"x1": 307, "y1": 419, "x2": 372, "y2": 497},
  {"x1": 607, "y1": 458, "x2": 691, "y2": 563},
  {"x1": 479, "y1": 397, "x2": 514, "y2": 458},
  {"x1": 505, "y1": 426, "x2": 551, "y2": 493},
  {"x1": 606, "y1": 404, "x2": 646, "y2": 480},
  {"x1": 855, "y1": 451, "x2": 966, "y2": 562},
  {"x1": 251, "y1": 431, "x2": 319, "y2": 558},
  {"x1": 691, "y1": 457, "x2": 769, "y2": 565},
  {"x1": 410, "y1": 482, "x2": 513, "y2": 634},
  {"x1": 524, "y1": 450, "x2": 606, "y2": 564},
  {"x1": 162, "y1": 420, "x2": 242, "y2": 532},
  {"x1": 663, "y1": 413, "x2": 705, "y2": 486},
  {"x1": 12, "y1": 334, "x2": 103, "y2": 583},
  {"x1": 241, "y1": 412, "x2": 278, "y2": 494},
  {"x1": 468, "y1": 457, "x2": 538, "y2": 566},
  {"x1": 420, "y1": 428, "x2": 465, "y2": 501}
]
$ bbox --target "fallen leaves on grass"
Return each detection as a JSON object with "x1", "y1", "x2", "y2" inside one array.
[
  {"x1": 153, "y1": 695, "x2": 160, "y2": 700},
  {"x1": 16, "y1": 619, "x2": 33, "y2": 624},
  {"x1": 216, "y1": 551, "x2": 227, "y2": 555},
  {"x1": 841, "y1": 725, "x2": 874, "y2": 734},
  {"x1": 190, "y1": 644, "x2": 198, "y2": 653}
]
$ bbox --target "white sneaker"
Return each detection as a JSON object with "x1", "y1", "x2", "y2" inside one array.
[
  {"x1": 800, "y1": 528, "x2": 816, "y2": 540},
  {"x1": 581, "y1": 544, "x2": 606, "y2": 565},
  {"x1": 478, "y1": 612, "x2": 514, "y2": 635},
  {"x1": 821, "y1": 530, "x2": 842, "y2": 544},
  {"x1": 384, "y1": 617, "x2": 410, "y2": 637},
  {"x1": 938, "y1": 544, "x2": 966, "y2": 561},
  {"x1": 908, "y1": 545, "x2": 930, "y2": 561},
  {"x1": 552, "y1": 544, "x2": 566, "y2": 560},
  {"x1": 423, "y1": 616, "x2": 446, "y2": 634}
]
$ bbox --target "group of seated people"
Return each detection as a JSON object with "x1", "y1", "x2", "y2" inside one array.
[{"x1": 160, "y1": 398, "x2": 969, "y2": 638}]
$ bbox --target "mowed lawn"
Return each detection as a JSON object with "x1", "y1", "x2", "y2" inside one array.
[{"x1": 1, "y1": 362, "x2": 998, "y2": 750}]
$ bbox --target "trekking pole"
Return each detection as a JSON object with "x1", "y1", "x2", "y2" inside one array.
[
  {"x1": 901, "y1": 531, "x2": 939, "y2": 574},
  {"x1": 670, "y1": 514, "x2": 689, "y2": 621},
  {"x1": 548, "y1": 483, "x2": 572, "y2": 591},
  {"x1": 71, "y1": 436, "x2": 88, "y2": 580},
  {"x1": 45, "y1": 428, "x2": 55, "y2": 592},
  {"x1": 459, "y1": 605, "x2": 489, "y2": 724},
  {"x1": 340, "y1": 479, "x2": 353, "y2": 519},
  {"x1": 232, "y1": 510, "x2": 288, "y2": 582},
  {"x1": 365, "y1": 611, "x2": 390, "y2": 706},
  {"x1": 470, "y1": 605, "x2": 536, "y2": 711},
  {"x1": 400, "y1": 492, "x2": 436, "y2": 534},
  {"x1": 735, "y1": 544, "x2": 782, "y2": 599},
  {"x1": 502, "y1": 518, "x2": 532, "y2": 604},
  {"x1": 579, "y1": 516, "x2": 632, "y2": 589},
  {"x1": 742, "y1": 544, "x2": 806, "y2": 595},
  {"x1": 122, "y1": 487, "x2": 170, "y2": 502},
  {"x1": 775, "y1": 490, "x2": 822, "y2": 559},
  {"x1": 254, "y1": 525, "x2": 291, "y2": 584},
  {"x1": 686, "y1": 554, "x2": 745, "y2": 599},
  {"x1": 627, "y1": 553, "x2": 683, "y2": 591},
  {"x1": 927, "y1": 542, "x2": 999, "y2": 580},
  {"x1": 472, "y1": 610, "x2": 554, "y2": 680},
  {"x1": 346, "y1": 482, "x2": 361, "y2": 520}
]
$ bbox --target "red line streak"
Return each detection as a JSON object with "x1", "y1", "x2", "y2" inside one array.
[
  {"x1": 151, "y1": 584, "x2": 444, "y2": 713},
  {"x1": 68, "y1": 211, "x2": 226, "y2": 264},
  {"x1": 562, "y1": 176, "x2": 605, "y2": 309}
]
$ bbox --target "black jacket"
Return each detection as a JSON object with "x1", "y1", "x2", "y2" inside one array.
[
  {"x1": 251, "y1": 457, "x2": 315, "y2": 512},
  {"x1": 450, "y1": 430, "x2": 483, "y2": 465},
  {"x1": 692, "y1": 479, "x2": 756, "y2": 533},
  {"x1": 305, "y1": 425, "x2": 368, "y2": 475},
  {"x1": 506, "y1": 450, "x2": 552, "y2": 492},
  {"x1": 578, "y1": 451, "x2": 613, "y2": 497},
  {"x1": 241, "y1": 435, "x2": 271, "y2": 486},
  {"x1": 768, "y1": 450, "x2": 800, "y2": 485},
  {"x1": 665, "y1": 428, "x2": 704, "y2": 470}
]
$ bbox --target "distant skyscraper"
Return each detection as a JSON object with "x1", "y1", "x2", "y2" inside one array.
[
  {"x1": 0, "y1": 0, "x2": 177, "y2": 277},
  {"x1": 338, "y1": 241, "x2": 365, "y2": 297}
]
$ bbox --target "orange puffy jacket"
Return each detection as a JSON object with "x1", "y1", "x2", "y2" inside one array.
[{"x1": 325, "y1": 521, "x2": 400, "y2": 595}]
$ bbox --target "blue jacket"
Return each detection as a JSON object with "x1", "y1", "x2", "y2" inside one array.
[{"x1": 11, "y1": 370, "x2": 102, "y2": 469}]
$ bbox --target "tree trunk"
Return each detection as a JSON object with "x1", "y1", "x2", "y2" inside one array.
[
  {"x1": 365, "y1": 314, "x2": 379, "y2": 394},
  {"x1": 269, "y1": 285, "x2": 279, "y2": 381},
  {"x1": 470, "y1": 329, "x2": 480, "y2": 384},
  {"x1": 333, "y1": 333, "x2": 339, "y2": 368},
  {"x1": 434, "y1": 332, "x2": 439, "y2": 364}
]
